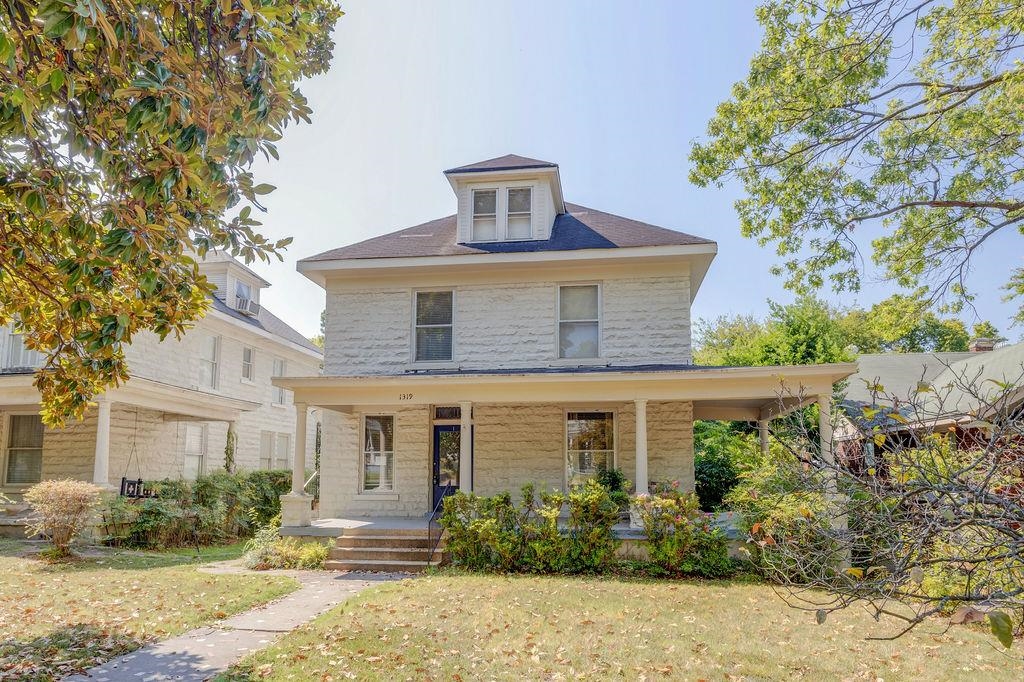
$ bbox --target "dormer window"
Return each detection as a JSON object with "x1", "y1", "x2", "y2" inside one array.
[
  {"x1": 472, "y1": 189, "x2": 497, "y2": 241},
  {"x1": 236, "y1": 280, "x2": 252, "y2": 303},
  {"x1": 507, "y1": 188, "x2": 532, "y2": 239}
]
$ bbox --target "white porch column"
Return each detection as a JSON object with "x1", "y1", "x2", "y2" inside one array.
[
  {"x1": 758, "y1": 419, "x2": 770, "y2": 456},
  {"x1": 817, "y1": 394, "x2": 834, "y2": 471},
  {"x1": 92, "y1": 398, "x2": 112, "y2": 487},
  {"x1": 281, "y1": 402, "x2": 311, "y2": 527},
  {"x1": 635, "y1": 399, "x2": 649, "y2": 495},
  {"x1": 459, "y1": 401, "x2": 473, "y2": 493}
]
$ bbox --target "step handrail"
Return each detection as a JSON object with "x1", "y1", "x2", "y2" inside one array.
[{"x1": 427, "y1": 483, "x2": 453, "y2": 565}]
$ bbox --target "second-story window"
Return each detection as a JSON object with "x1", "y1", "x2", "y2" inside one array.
[
  {"x1": 506, "y1": 187, "x2": 532, "y2": 239},
  {"x1": 472, "y1": 189, "x2": 497, "y2": 241},
  {"x1": 272, "y1": 357, "x2": 287, "y2": 404},
  {"x1": 558, "y1": 285, "x2": 600, "y2": 359},
  {"x1": 241, "y1": 346, "x2": 255, "y2": 382},
  {"x1": 198, "y1": 334, "x2": 220, "y2": 389},
  {"x1": 5, "y1": 326, "x2": 43, "y2": 370},
  {"x1": 236, "y1": 280, "x2": 252, "y2": 303},
  {"x1": 415, "y1": 291, "x2": 454, "y2": 362}
]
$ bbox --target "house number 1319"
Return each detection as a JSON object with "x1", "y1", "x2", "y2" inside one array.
[{"x1": 399, "y1": 393, "x2": 414, "y2": 401}]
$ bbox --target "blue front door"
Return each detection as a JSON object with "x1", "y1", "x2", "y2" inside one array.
[{"x1": 433, "y1": 425, "x2": 460, "y2": 507}]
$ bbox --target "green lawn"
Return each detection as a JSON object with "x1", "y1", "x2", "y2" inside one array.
[
  {"x1": 0, "y1": 540, "x2": 298, "y2": 680},
  {"x1": 219, "y1": 573, "x2": 1023, "y2": 681}
]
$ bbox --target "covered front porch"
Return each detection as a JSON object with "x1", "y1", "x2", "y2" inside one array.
[
  {"x1": 275, "y1": 363, "x2": 856, "y2": 528},
  {"x1": 0, "y1": 374, "x2": 258, "y2": 498}
]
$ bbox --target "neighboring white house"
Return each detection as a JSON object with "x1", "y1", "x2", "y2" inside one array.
[
  {"x1": 275, "y1": 155, "x2": 856, "y2": 525},
  {"x1": 0, "y1": 253, "x2": 322, "y2": 497}
]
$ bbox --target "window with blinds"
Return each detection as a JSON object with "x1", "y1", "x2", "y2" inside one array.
[
  {"x1": 198, "y1": 334, "x2": 220, "y2": 389},
  {"x1": 415, "y1": 291, "x2": 454, "y2": 362},
  {"x1": 471, "y1": 189, "x2": 497, "y2": 241},
  {"x1": 558, "y1": 285, "x2": 600, "y2": 359},
  {"x1": 5, "y1": 415, "x2": 43, "y2": 485},
  {"x1": 182, "y1": 422, "x2": 206, "y2": 480},
  {"x1": 506, "y1": 187, "x2": 532, "y2": 239}
]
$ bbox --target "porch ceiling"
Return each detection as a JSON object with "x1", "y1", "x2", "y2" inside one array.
[
  {"x1": 0, "y1": 374, "x2": 259, "y2": 422},
  {"x1": 277, "y1": 363, "x2": 857, "y2": 419}
]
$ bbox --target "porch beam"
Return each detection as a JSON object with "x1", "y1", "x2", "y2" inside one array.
[
  {"x1": 635, "y1": 399, "x2": 649, "y2": 495},
  {"x1": 459, "y1": 401, "x2": 473, "y2": 493},
  {"x1": 92, "y1": 398, "x2": 112, "y2": 487}
]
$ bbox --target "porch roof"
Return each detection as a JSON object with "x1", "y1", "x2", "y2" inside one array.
[
  {"x1": 0, "y1": 374, "x2": 260, "y2": 421},
  {"x1": 275, "y1": 362, "x2": 857, "y2": 421}
]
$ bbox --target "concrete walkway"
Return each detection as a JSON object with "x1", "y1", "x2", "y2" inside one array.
[{"x1": 66, "y1": 566, "x2": 405, "y2": 682}]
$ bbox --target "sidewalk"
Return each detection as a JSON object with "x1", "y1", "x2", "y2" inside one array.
[{"x1": 66, "y1": 566, "x2": 406, "y2": 682}]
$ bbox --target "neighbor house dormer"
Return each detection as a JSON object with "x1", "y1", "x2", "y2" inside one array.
[
  {"x1": 445, "y1": 155, "x2": 564, "y2": 243},
  {"x1": 198, "y1": 252, "x2": 270, "y2": 317}
]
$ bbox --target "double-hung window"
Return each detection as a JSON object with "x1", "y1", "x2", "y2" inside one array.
[
  {"x1": 236, "y1": 280, "x2": 252, "y2": 304},
  {"x1": 558, "y1": 285, "x2": 600, "y2": 359},
  {"x1": 272, "y1": 357, "x2": 287, "y2": 404},
  {"x1": 182, "y1": 422, "x2": 206, "y2": 480},
  {"x1": 260, "y1": 431, "x2": 291, "y2": 469},
  {"x1": 5, "y1": 327, "x2": 43, "y2": 370},
  {"x1": 506, "y1": 187, "x2": 532, "y2": 239},
  {"x1": 5, "y1": 415, "x2": 43, "y2": 485},
  {"x1": 414, "y1": 291, "x2": 454, "y2": 362},
  {"x1": 566, "y1": 411, "x2": 614, "y2": 487},
  {"x1": 198, "y1": 334, "x2": 220, "y2": 389},
  {"x1": 362, "y1": 415, "x2": 395, "y2": 492},
  {"x1": 471, "y1": 189, "x2": 497, "y2": 241},
  {"x1": 241, "y1": 346, "x2": 255, "y2": 382}
]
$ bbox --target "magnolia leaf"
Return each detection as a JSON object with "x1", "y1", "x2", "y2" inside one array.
[
  {"x1": 989, "y1": 611, "x2": 1014, "y2": 649},
  {"x1": 252, "y1": 183, "x2": 277, "y2": 195},
  {"x1": 844, "y1": 567, "x2": 864, "y2": 580},
  {"x1": 950, "y1": 606, "x2": 987, "y2": 625}
]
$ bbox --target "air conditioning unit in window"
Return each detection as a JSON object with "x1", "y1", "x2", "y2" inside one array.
[{"x1": 235, "y1": 298, "x2": 261, "y2": 316}]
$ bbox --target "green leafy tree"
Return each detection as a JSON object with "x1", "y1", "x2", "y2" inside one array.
[
  {"x1": 1, "y1": 0, "x2": 342, "y2": 425},
  {"x1": 690, "y1": 0, "x2": 1024, "y2": 321}
]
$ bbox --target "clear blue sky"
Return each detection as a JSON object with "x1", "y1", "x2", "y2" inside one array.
[{"x1": 246, "y1": 0, "x2": 1022, "y2": 341}]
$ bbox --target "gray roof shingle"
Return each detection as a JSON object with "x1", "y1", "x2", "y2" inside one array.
[
  {"x1": 211, "y1": 297, "x2": 322, "y2": 354},
  {"x1": 301, "y1": 203, "x2": 715, "y2": 263},
  {"x1": 444, "y1": 154, "x2": 558, "y2": 174},
  {"x1": 843, "y1": 352, "x2": 975, "y2": 406}
]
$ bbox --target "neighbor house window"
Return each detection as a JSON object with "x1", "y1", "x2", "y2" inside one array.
[
  {"x1": 5, "y1": 327, "x2": 43, "y2": 369},
  {"x1": 260, "y1": 431, "x2": 291, "y2": 469},
  {"x1": 506, "y1": 187, "x2": 532, "y2": 239},
  {"x1": 241, "y1": 346, "x2": 255, "y2": 382},
  {"x1": 471, "y1": 189, "x2": 497, "y2": 241},
  {"x1": 236, "y1": 280, "x2": 252, "y2": 303},
  {"x1": 182, "y1": 422, "x2": 206, "y2": 480},
  {"x1": 5, "y1": 415, "x2": 43, "y2": 485},
  {"x1": 198, "y1": 334, "x2": 220, "y2": 389},
  {"x1": 362, "y1": 415, "x2": 394, "y2": 492},
  {"x1": 272, "y1": 357, "x2": 286, "y2": 404},
  {"x1": 566, "y1": 411, "x2": 614, "y2": 487},
  {"x1": 558, "y1": 285, "x2": 600, "y2": 359},
  {"x1": 415, "y1": 291, "x2": 454, "y2": 362}
]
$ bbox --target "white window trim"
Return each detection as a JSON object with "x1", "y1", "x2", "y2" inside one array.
[
  {"x1": 555, "y1": 282, "x2": 603, "y2": 363},
  {"x1": 241, "y1": 346, "x2": 256, "y2": 384},
  {"x1": 467, "y1": 180, "x2": 536, "y2": 243},
  {"x1": 411, "y1": 289, "x2": 456, "y2": 366},
  {"x1": 271, "y1": 357, "x2": 287, "y2": 406},
  {"x1": 563, "y1": 406, "x2": 618, "y2": 491},
  {"x1": 199, "y1": 334, "x2": 221, "y2": 390},
  {"x1": 358, "y1": 413, "x2": 398, "y2": 496},
  {"x1": 1, "y1": 411, "x2": 44, "y2": 489},
  {"x1": 182, "y1": 422, "x2": 207, "y2": 480}
]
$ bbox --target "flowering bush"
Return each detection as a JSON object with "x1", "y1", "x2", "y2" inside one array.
[
  {"x1": 635, "y1": 490, "x2": 734, "y2": 578},
  {"x1": 24, "y1": 479, "x2": 103, "y2": 557},
  {"x1": 243, "y1": 517, "x2": 329, "y2": 570}
]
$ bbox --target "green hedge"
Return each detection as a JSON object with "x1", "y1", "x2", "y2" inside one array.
[{"x1": 101, "y1": 469, "x2": 291, "y2": 548}]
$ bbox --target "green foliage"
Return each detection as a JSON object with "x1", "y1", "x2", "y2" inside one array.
[
  {"x1": 694, "y1": 449, "x2": 739, "y2": 512},
  {"x1": 694, "y1": 295, "x2": 998, "y2": 367},
  {"x1": 101, "y1": 469, "x2": 291, "y2": 548},
  {"x1": 243, "y1": 518, "x2": 328, "y2": 570},
  {"x1": 0, "y1": 0, "x2": 342, "y2": 425},
  {"x1": 689, "y1": 0, "x2": 1024, "y2": 320},
  {"x1": 634, "y1": 492, "x2": 734, "y2": 578},
  {"x1": 595, "y1": 465, "x2": 631, "y2": 510},
  {"x1": 440, "y1": 481, "x2": 621, "y2": 574}
]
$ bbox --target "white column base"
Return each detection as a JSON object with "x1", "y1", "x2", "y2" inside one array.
[{"x1": 280, "y1": 493, "x2": 313, "y2": 527}]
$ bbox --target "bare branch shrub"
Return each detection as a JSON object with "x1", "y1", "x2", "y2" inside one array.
[{"x1": 24, "y1": 480, "x2": 103, "y2": 558}]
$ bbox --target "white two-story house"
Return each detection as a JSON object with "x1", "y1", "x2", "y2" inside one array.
[
  {"x1": 0, "y1": 254, "x2": 321, "y2": 499},
  {"x1": 275, "y1": 155, "x2": 855, "y2": 526}
]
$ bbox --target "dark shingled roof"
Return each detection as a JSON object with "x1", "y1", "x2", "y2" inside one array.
[
  {"x1": 211, "y1": 297, "x2": 322, "y2": 354},
  {"x1": 302, "y1": 203, "x2": 715, "y2": 262},
  {"x1": 444, "y1": 154, "x2": 558, "y2": 174}
]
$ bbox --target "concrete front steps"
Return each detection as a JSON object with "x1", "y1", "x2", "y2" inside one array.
[{"x1": 325, "y1": 527, "x2": 448, "y2": 573}]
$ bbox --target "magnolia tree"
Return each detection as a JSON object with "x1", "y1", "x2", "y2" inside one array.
[
  {"x1": 1, "y1": 0, "x2": 341, "y2": 425},
  {"x1": 734, "y1": 364, "x2": 1024, "y2": 648}
]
